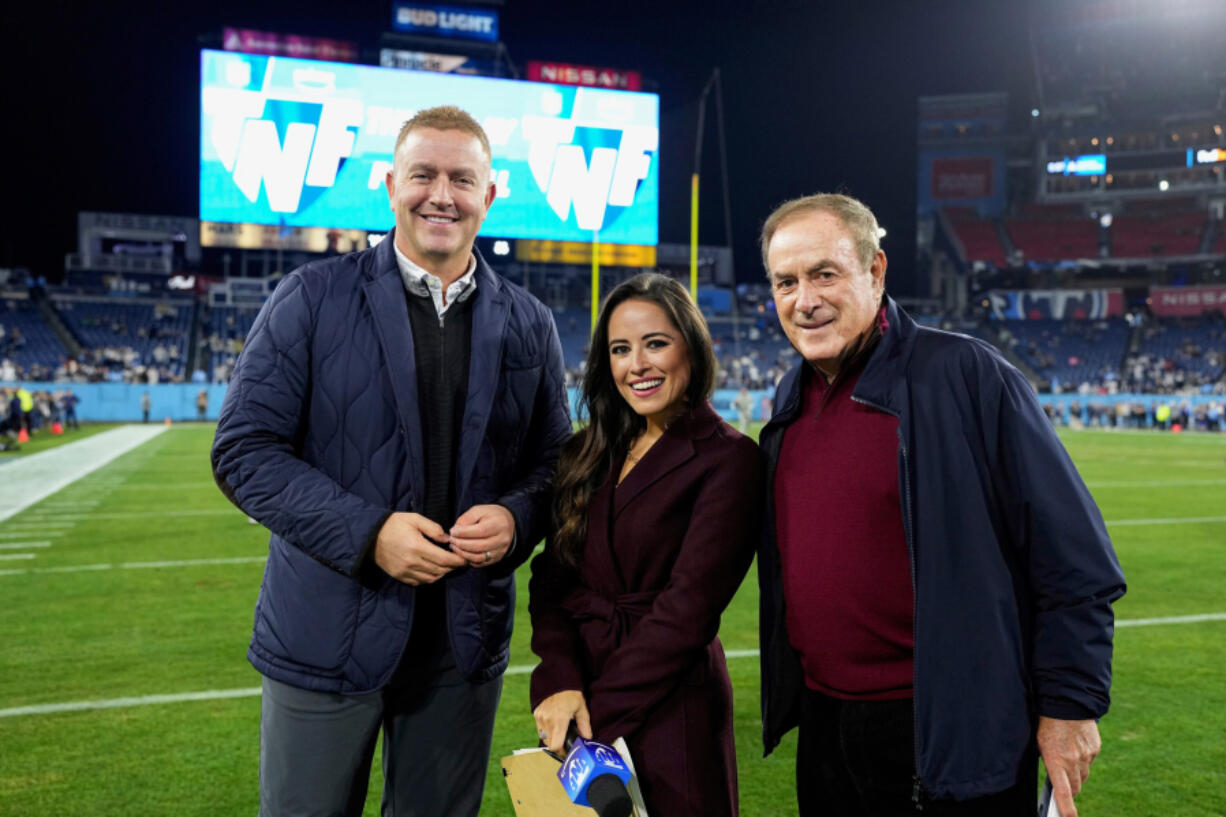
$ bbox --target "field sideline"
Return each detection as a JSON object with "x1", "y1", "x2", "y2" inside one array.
[{"x1": 1, "y1": 425, "x2": 1223, "y2": 815}]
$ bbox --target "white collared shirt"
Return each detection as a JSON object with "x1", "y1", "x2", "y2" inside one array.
[{"x1": 393, "y1": 244, "x2": 478, "y2": 317}]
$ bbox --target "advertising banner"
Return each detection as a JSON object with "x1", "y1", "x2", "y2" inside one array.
[
  {"x1": 222, "y1": 28, "x2": 359, "y2": 62},
  {"x1": 1149, "y1": 285, "x2": 1226, "y2": 316},
  {"x1": 199, "y1": 49, "x2": 659, "y2": 245},
  {"x1": 931, "y1": 157, "x2": 994, "y2": 199},
  {"x1": 391, "y1": 3, "x2": 498, "y2": 42},
  {"x1": 917, "y1": 149, "x2": 1005, "y2": 216},
  {"x1": 527, "y1": 61, "x2": 642, "y2": 91},
  {"x1": 514, "y1": 239, "x2": 655, "y2": 266},
  {"x1": 201, "y1": 221, "x2": 369, "y2": 253},
  {"x1": 378, "y1": 48, "x2": 493, "y2": 74},
  {"x1": 987, "y1": 289, "x2": 1124, "y2": 320}
]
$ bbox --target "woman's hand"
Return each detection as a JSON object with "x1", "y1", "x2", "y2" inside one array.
[{"x1": 532, "y1": 689, "x2": 592, "y2": 755}]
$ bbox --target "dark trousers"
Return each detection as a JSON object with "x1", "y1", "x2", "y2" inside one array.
[
  {"x1": 258, "y1": 642, "x2": 502, "y2": 817},
  {"x1": 797, "y1": 688, "x2": 1036, "y2": 817}
]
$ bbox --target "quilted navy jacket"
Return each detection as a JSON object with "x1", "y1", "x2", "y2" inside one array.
[
  {"x1": 757, "y1": 298, "x2": 1126, "y2": 800},
  {"x1": 211, "y1": 236, "x2": 571, "y2": 692}
]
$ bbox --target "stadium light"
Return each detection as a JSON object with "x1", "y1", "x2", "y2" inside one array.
[
  {"x1": 1099, "y1": 213, "x2": 1113, "y2": 228},
  {"x1": 493, "y1": 240, "x2": 511, "y2": 256},
  {"x1": 1031, "y1": 108, "x2": 1040, "y2": 118},
  {"x1": 877, "y1": 227, "x2": 887, "y2": 239},
  {"x1": 1158, "y1": 179, "x2": 1170, "y2": 191}
]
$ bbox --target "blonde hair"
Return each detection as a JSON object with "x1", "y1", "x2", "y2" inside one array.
[{"x1": 393, "y1": 105, "x2": 491, "y2": 160}]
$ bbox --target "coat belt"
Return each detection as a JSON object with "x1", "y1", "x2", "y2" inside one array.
[{"x1": 562, "y1": 590, "x2": 655, "y2": 642}]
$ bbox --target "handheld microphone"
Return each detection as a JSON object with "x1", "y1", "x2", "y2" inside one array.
[{"x1": 556, "y1": 735, "x2": 634, "y2": 817}]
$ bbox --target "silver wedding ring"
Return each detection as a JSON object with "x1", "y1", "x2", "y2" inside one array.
[
  {"x1": 485, "y1": 551, "x2": 492, "y2": 562},
  {"x1": 538, "y1": 729, "x2": 548, "y2": 741}
]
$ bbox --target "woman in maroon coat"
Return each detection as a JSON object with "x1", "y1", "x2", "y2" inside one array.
[{"x1": 530, "y1": 273, "x2": 763, "y2": 816}]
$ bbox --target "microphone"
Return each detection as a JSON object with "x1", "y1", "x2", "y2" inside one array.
[{"x1": 556, "y1": 735, "x2": 634, "y2": 817}]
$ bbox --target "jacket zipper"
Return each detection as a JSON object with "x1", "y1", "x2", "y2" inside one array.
[{"x1": 852, "y1": 394, "x2": 923, "y2": 808}]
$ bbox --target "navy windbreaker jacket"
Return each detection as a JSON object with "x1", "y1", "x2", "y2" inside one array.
[
  {"x1": 757, "y1": 298, "x2": 1126, "y2": 799},
  {"x1": 211, "y1": 236, "x2": 571, "y2": 692}
]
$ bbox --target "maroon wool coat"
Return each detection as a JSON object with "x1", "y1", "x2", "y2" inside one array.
[{"x1": 529, "y1": 401, "x2": 764, "y2": 817}]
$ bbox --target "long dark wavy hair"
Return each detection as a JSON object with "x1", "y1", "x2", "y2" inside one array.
[{"x1": 549, "y1": 273, "x2": 718, "y2": 569}]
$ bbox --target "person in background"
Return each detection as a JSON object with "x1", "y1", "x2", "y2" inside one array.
[
  {"x1": 61, "y1": 389, "x2": 79, "y2": 430},
  {"x1": 732, "y1": 384, "x2": 755, "y2": 434},
  {"x1": 530, "y1": 273, "x2": 763, "y2": 816},
  {"x1": 756, "y1": 193, "x2": 1125, "y2": 817},
  {"x1": 140, "y1": 392, "x2": 152, "y2": 424},
  {"x1": 212, "y1": 105, "x2": 570, "y2": 817}
]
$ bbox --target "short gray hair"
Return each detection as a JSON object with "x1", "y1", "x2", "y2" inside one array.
[{"x1": 760, "y1": 192, "x2": 881, "y2": 273}]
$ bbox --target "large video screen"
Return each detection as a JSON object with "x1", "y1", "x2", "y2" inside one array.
[{"x1": 200, "y1": 49, "x2": 659, "y2": 244}]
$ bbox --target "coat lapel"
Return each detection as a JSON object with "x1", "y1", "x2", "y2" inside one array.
[
  {"x1": 456, "y1": 254, "x2": 508, "y2": 505},
  {"x1": 363, "y1": 240, "x2": 425, "y2": 505},
  {"x1": 611, "y1": 403, "x2": 720, "y2": 519}
]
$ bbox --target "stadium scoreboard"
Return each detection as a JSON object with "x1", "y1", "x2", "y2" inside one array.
[{"x1": 199, "y1": 49, "x2": 659, "y2": 245}]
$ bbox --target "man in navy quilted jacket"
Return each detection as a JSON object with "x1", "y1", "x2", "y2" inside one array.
[{"x1": 212, "y1": 106, "x2": 571, "y2": 817}]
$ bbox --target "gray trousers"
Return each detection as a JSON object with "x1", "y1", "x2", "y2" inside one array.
[{"x1": 258, "y1": 648, "x2": 502, "y2": 817}]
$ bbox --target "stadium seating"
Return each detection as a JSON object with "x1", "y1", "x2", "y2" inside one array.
[
  {"x1": 53, "y1": 297, "x2": 194, "y2": 378},
  {"x1": 204, "y1": 306, "x2": 260, "y2": 381},
  {"x1": 1006, "y1": 205, "x2": 1099, "y2": 262},
  {"x1": 1126, "y1": 315, "x2": 1226, "y2": 392},
  {"x1": 943, "y1": 207, "x2": 1008, "y2": 267},
  {"x1": 1111, "y1": 204, "x2": 1206, "y2": 258},
  {"x1": 0, "y1": 298, "x2": 68, "y2": 374},
  {"x1": 999, "y1": 318, "x2": 1130, "y2": 390}
]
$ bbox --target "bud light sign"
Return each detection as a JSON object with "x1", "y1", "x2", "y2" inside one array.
[
  {"x1": 199, "y1": 49, "x2": 659, "y2": 244},
  {"x1": 391, "y1": 2, "x2": 499, "y2": 43}
]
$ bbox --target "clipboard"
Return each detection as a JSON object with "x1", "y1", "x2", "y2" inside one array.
[{"x1": 501, "y1": 738, "x2": 648, "y2": 817}]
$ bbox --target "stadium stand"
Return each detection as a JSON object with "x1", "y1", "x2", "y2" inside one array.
[
  {"x1": 52, "y1": 296, "x2": 195, "y2": 380},
  {"x1": 203, "y1": 305, "x2": 260, "y2": 382},
  {"x1": 1006, "y1": 204, "x2": 1100, "y2": 262},
  {"x1": 1125, "y1": 314, "x2": 1226, "y2": 393},
  {"x1": 997, "y1": 318, "x2": 1130, "y2": 391},
  {"x1": 0, "y1": 297, "x2": 68, "y2": 377},
  {"x1": 943, "y1": 207, "x2": 1008, "y2": 267},
  {"x1": 1111, "y1": 201, "x2": 1207, "y2": 258}
]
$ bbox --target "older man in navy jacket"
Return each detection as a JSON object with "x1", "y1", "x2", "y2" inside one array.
[
  {"x1": 212, "y1": 106, "x2": 570, "y2": 817},
  {"x1": 757, "y1": 193, "x2": 1125, "y2": 817}
]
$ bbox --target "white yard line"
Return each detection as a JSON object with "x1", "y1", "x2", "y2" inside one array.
[
  {"x1": 0, "y1": 553, "x2": 36, "y2": 561},
  {"x1": 1086, "y1": 478, "x2": 1226, "y2": 488},
  {"x1": 1106, "y1": 515, "x2": 1226, "y2": 527},
  {"x1": 18, "y1": 509, "x2": 234, "y2": 521},
  {"x1": 4, "y1": 520, "x2": 79, "y2": 527},
  {"x1": 2, "y1": 612, "x2": 1222, "y2": 720},
  {"x1": 0, "y1": 426, "x2": 168, "y2": 523},
  {"x1": 0, "y1": 555, "x2": 267, "y2": 577},
  {"x1": 0, "y1": 541, "x2": 52, "y2": 549}
]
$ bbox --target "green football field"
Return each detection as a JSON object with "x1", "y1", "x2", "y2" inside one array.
[{"x1": 1, "y1": 424, "x2": 1223, "y2": 816}]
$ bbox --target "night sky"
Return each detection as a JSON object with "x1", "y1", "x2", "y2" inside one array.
[{"x1": 4, "y1": 0, "x2": 1036, "y2": 293}]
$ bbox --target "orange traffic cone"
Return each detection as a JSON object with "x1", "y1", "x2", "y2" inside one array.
[
  {"x1": 51, "y1": 421, "x2": 63, "y2": 435},
  {"x1": 164, "y1": 417, "x2": 172, "y2": 427},
  {"x1": 17, "y1": 427, "x2": 29, "y2": 443}
]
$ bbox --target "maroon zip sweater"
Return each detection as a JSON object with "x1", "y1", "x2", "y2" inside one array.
[{"x1": 774, "y1": 334, "x2": 914, "y2": 701}]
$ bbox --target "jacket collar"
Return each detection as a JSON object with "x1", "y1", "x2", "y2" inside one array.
[
  {"x1": 365, "y1": 229, "x2": 503, "y2": 296},
  {"x1": 611, "y1": 400, "x2": 721, "y2": 518},
  {"x1": 768, "y1": 296, "x2": 918, "y2": 429}
]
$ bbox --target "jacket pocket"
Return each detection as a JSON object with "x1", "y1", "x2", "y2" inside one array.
[{"x1": 254, "y1": 540, "x2": 361, "y2": 674}]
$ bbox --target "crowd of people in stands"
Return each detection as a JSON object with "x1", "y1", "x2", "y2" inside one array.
[{"x1": 3, "y1": 288, "x2": 1225, "y2": 403}]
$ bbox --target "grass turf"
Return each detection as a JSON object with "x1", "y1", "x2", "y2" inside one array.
[{"x1": 0, "y1": 425, "x2": 1223, "y2": 815}]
